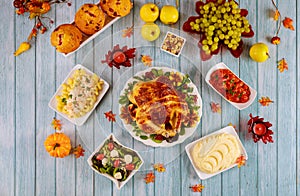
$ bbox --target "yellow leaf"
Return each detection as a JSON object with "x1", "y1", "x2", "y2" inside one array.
[
  {"x1": 153, "y1": 163, "x2": 166, "y2": 172},
  {"x1": 258, "y1": 96, "x2": 274, "y2": 106},
  {"x1": 273, "y1": 9, "x2": 280, "y2": 21},
  {"x1": 141, "y1": 55, "x2": 152, "y2": 66},
  {"x1": 277, "y1": 58, "x2": 288, "y2": 73}
]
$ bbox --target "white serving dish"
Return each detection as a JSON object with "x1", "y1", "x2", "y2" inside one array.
[
  {"x1": 160, "y1": 31, "x2": 186, "y2": 57},
  {"x1": 63, "y1": 16, "x2": 120, "y2": 57},
  {"x1": 185, "y1": 126, "x2": 248, "y2": 180},
  {"x1": 87, "y1": 134, "x2": 143, "y2": 190},
  {"x1": 48, "y1": 64, "x2": 109, "y2": 126},
  {"x1": 205, "y1": 62, "x2": 257, "y2": 110}
]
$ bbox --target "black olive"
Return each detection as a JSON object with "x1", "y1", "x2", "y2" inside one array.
[{"x1": 166, "y1": 133, "x2": 179, "y2": 143}]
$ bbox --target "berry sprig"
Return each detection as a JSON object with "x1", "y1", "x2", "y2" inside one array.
[{"x1": 13, "y1": 0, "x2": 71, "y2": 56}]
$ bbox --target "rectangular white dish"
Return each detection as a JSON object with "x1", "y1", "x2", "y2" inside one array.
[
  {"x1": 185, "y1": 126, "x2": 248, "y2": 180},
  {"x1": 63, "y1": 16, "x2": 120, "y2": 57},
  {"x1": 205, "y1": 62, "x2": 257, "y2": 110},
  {"x1": 48, "y1": 64, "x2": 109, "y2": 126},
  {"x1": 87, "y1": 134, "x2": 143, "y2": 189}
]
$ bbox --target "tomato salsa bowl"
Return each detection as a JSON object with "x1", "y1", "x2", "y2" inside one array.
[{"x1": 205, "y1": 62, "x2": 257, "y2": 110}]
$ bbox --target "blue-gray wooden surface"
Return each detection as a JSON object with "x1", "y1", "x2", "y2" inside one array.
[{"x1": 1, "y1": 0, "x2": 299, "y2": 195}]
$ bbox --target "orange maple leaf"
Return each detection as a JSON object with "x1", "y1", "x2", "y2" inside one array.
[
  {"x1": 236, "y1": 155, "x2": 246, "y2": 168},
  {"x1": 141, "y1": 55, "x2": 152, "y2": 66},
  {"x1": 104, "y1": 111, "x2": 116, "y2": 122},
  {"x1": 72, "y1": 144, "x2": 85, "y2": 158},
  {"x1": 273, "y1": 9, "x2": 280, "y2": 21},
  {"x1": 258, "y1": 96, "x2": 274, "y2": 106},
  {"x1": 190, "y1": 184, "x2": 205, "y2": 192},
  {"x1": 228, "y1": 123, "x2": 237, "y2": 131},
  {"x1": 122, "y1": 26, "x2": 134, "y2": 38},
  {"x1": 282, "y1": 17, "x2": 295, "y2": 31},
  {"x1": 277, "y1": 58, "x2": 288, "y2": 73},
  {"x1": 51, "y1": 118, "x2": 62, "y2": 130},
  {"x1": 153, "y1": 163, "x2": 166, "y2": 172},
  {"x1": 210, "y1": 102, "x2": 221, "y2": 113},
  {"x1": 144, "y1": 172, "x2": 155, "y2": 184}
]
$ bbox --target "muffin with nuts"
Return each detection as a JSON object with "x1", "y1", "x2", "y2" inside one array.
[
  {"x1": 50, "y1": 24, "x2": 83, "y2": 54},
  {"x1": 75, "y1": 3, "x2": 106, "y2": 35}
]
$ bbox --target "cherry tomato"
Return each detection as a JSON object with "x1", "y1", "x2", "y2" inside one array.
[
  {"x1": 107, "y1": 142, "x2": 114, "y2": 151},
  {"x1": 114, "y1": 160, "x2": 120, "y2": 168},
  {"x1": 125, "y1": 163, "x2": 135, "y2": 171},
  {"x1": 96, "y1": 154, "x2": 104, "y2": 160}
]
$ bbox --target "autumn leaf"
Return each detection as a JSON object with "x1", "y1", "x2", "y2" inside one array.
[
  {"x1": 104, "y1": 111, "x2": 116, "y2": 122},
  {"x1": 72, "y1": 144, "x2": 85, "y2": 158},
  {"x1": 228, "y1": 123, "x2": 237, "y2": 131},
  {"x1": 210, "y1": 102, "x2": 221, "y2": 113},
  {"x1": 190, "y1": 184, "x2": 205, "y2": 192},
  {"x1": 236, "y1": 155, "x2": 246, "y2": 168},
  {"x1": 282, "y1": 17, "x2": 295, "y2": 31},
  {"x1": 141, "y1": 55, "x2": 152, "y2": 66},
  {"x1": 122, "y1": 26, "x2": 134, "y2": 38},
  {"x1": 277, "y1": 58, "x2": 288, "y2": 73},
  {"x1": 258, "y1": 96, "x2": 274, "y2": 106},
  {"x1": 144, "y1": 172, "x2": 155, "y2": 184},
  {"x1": 51, "y1": 118, "x2": 62, "y2": 130},
  {"x1": 153, "y1": 163, "x2": 166, "y2": 172},
  {"x1": 273, "y1": 9, "x2": 280, "y2": 21}
]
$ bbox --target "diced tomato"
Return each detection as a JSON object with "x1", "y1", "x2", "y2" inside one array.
[
  {"x1": 107, "y1": 142, "x2": 114, "y2": 151},
  {"x1": 125, "y1": 163, "x2": 135, "y2": 171},
  {"x1": 114, "y1": 160, "x2": 120, "y2": 168}
]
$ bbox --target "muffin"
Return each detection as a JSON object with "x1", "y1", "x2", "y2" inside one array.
[
  {"x1": 100, "y1": 0, "x2": 133, "y2": 17},
  {"x1": 50, "y1": 24, "x2": 82, "y2": 54},
  {"x1": 75, "y1": 4, "x2": 106, "y2": 35}
]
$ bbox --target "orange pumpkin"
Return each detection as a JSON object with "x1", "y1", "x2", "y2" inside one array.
[{"x1": 44, "y1": 132, "x2": 72, "y2": 158}]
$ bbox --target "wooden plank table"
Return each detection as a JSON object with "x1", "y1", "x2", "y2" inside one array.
[{"x1": 1, "y1": 0, "x2": 299, "y2": 195}]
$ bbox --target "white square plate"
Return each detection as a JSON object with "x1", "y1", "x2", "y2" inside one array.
[
  {"x1": 205, "y1": 62, "x2": 257, "y2": 110},
  {"x1": 48, "y1": 64, "x2": 109, "y2": 126},
  {"x1": 185, "y1": 126, "x2": 248, "y2": 180},
  {"x1": 160, "y1": 31, "x2": 186, "y2": 57},
  {"x1": 87, "y1": 134, "x2": 143, "y2": 189}
]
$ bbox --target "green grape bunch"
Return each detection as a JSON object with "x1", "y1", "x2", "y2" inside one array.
[{"x1": 189, "y1": 1, "x2": 251, "y2": 55}]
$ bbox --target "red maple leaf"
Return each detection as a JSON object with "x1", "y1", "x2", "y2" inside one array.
[
  {"x1": 210, "y1": 102, "x2": 221, "y2": 113},
  {"x1": 258, "y1": 96, "x2": 274, "y2": 106},
  {"x1": 190, "y1": 184, "x2": 205, "y2": 192},
  {"x1": 236, "y1": 155, "x2": 246, "y2": 168},
  {"x1": 144, "y1": 172, "x2": 155, "y2": 184},
  {"x1": 72, "y1": 144, "x2": 85, "y2": 158},
  {"x1": 104, "y1": 111, "x2": 116, "y2": 122},
  {"x1": 122, "y1": 26, "x2": 134, "y2": 38}
]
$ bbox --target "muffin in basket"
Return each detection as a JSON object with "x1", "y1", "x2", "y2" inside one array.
[
  {"x1": 75, "y1": 4, "x2": 106, "y2": 35},
  {"x1": 100, "y1": 0, "x2": 133, "y2": 17},
  {"x1": 50, "y1": 24, "x2": 82, "y2": 54}
]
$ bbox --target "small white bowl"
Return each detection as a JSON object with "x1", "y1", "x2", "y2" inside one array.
[
  {"x1": 205, "y1": 62, "x2": 257, "y2": 110},
  {"x1": 87, "y1": 134, "x2": 143, "y2": 189},
  {"x1": 185, "y1": 126, "x2": 248, "y2": 180},
  {"x1": 160, "y1": 31, "x2": 186, "y2": 57},
  {"x1": 48, "y1": 64, "x2": 109, "y2": 126}
]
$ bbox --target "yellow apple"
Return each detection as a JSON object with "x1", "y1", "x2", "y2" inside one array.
[
  {"x1": 159, "y1": 5, "x2": 179, "y2": 25},
  {"x1": 141, "y1": 23, "x2": 160, "y2": 42},
  {"x1": 140, "y1": 3, "x2": 159, "y2": 22},
  {"x1": 249, "y1": 43, "x2": 270, "y2": 63}
]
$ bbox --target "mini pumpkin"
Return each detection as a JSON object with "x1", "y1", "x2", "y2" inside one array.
[{"x1": 44, "y1": 132, "x2": 72, "y2": 158}]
